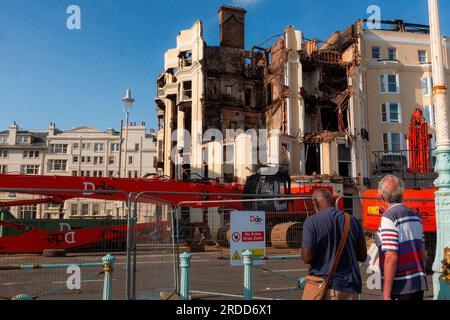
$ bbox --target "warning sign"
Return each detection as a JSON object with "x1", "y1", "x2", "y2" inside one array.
[
  {"x1": 230, "y1": 211, "x2": 266, "y2": 266},
  {"x1": 232, "y1": 250, "x2": 241, "y2": 260}
]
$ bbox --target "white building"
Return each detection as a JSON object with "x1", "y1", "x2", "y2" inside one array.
[{"x1": 0, "y1": 121, "x2": 158, "y2": 220}]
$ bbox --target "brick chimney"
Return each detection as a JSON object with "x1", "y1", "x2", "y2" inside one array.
[{"x1": 218, "y1": 6, "x2": 247, "y2": 49}]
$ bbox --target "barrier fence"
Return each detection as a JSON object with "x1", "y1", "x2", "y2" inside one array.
[
  {"x1": 0, "y1": 254, "x2": 115, "y2": 300},
  {"x1": 0, "y1": 186, "x2": 438, "y2": 300}
]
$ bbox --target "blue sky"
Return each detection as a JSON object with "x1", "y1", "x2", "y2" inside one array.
[{"x1": 0, "y1": 0, "x2": 449, "y2": 132}]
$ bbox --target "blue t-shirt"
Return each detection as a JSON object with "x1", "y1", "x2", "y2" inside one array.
[{"x1": 302, "y1": 208, "x2": 365, "y2": 293}]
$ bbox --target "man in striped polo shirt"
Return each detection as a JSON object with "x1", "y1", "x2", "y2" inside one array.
[{"x1": 375, "y1": 175, "x2": 428, "y2": 300}]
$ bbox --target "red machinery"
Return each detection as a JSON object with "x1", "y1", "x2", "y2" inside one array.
[
  {"x1": 0, "y1": 172, "x2": 339, "y2": 254},
  {"x1": 408, "y1": 108, "x2": 431, "y2": 173}
]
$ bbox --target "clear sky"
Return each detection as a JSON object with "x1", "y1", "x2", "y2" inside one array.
[{"x1": 1, "y1": 0, "x2": 449, "y2": 132}]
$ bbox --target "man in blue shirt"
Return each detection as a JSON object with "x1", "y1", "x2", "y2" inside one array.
[{"x1": 301, "y1": 189, "x2": 367, "y2": 300}]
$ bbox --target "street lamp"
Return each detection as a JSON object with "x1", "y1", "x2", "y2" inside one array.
[
  {"x1": 122, "y1": 89, "x2": 135, "y2": 178},
  {"x1": 428, "y1": 0, "x2": 450, "y2": 300}
]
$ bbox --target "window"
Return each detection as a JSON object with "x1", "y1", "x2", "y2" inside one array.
[
  {"x1": 380, "y1": 74, "x2": 400, "y2": 93},
  {"x1": 93, "y1": 156, "x2": 104, "y2": 165},
  {"x1": 48, "y1": 160, "x2": 68, "y2": 171},
  {"x1": 108, "y1": 156, "x2": 115, "y2": 165},
  {"x1": 338, "y1": 144, "x2": 352, "y2": 177},
  {"x1": 422, "y1": 76, "x2": 433, "y2": 96},
  {"x1": 72, "y1": 170, "x2": 78, "y2": 176},
  {"x1": 49, "y1": 144, "x2": 68, "y2": 154},
  {"x1": 424, "y1": 105, "x2": 436, "y2": 125},
  {"x1": 381, "y1": 103, "x2": 401, "y2": 123},
  {"x1": 19, "y1": 205, "x2": 37, "y2": 219},
  {"x1": 372, "y1": 47, "x2": 381, "y2": 59},
  {"x1": 179, "y1": 51, "x2": 192, "y2": 68},
  {"x1": 81, "y1": 143, "x2": 91, "y2": 150},
  {"x1": 418, "y1": 50, "x2": 427, "y2": 63},
  {"x1": 245, "y1": 88, "x2": 252, "y2": 106},
  {"x1": 128, "y1": 156, "x2": 133, "y2": 165},
  {"x1": 134, "y1": 171, "x2": 139, "y2": 178},
  {"x1": 23, "y1": 150, "x2": 40, "y2": 158},
  {"x1": 0, "y1": 150, "x2": 8, "y2": 158},
  {"x1": 73, "y1": 143, "x2": 80, "y2": 150},
  {"x1": 182, "y1": 81, "x2": 192, "y2": 100},
  {"x1": 388, "y1": 48, "x2": 397, "y2": 61},
  {"x1": 92, "y1": 204, "x2": 100, "y2": 216},
  {"x1": 81, "y1": 156, "x2": 91, "y2": 164},
  {"x1": 0, "y1": 136, "x2": 7, "y2": 143},
  {"x1": 0, "y1": 165, "x2": 7, "y2": 173},
  {"x1": 108, "y1": 170, "x2": 114, "y2": 177},
  {"x1": 93, "y1": 170, "x2": 103, "y2": 177},
  {"x1": 16, "y1": 136, "x2": 30, "y2": 144},
  {"x1": 225, "y1": 85, "x2": 232, "y2": 96},
  {"x1": 71, "y1": 204, "x2": 78, "y2": 216},
  {"x1": 134, "y1": 143, "x2": 140, "y2": 151},
  {"x1": 21, "y1": 165, "x2": 40, "y2": 175},
  {"x1": 73, "y1": 156, "x2": 79, "y2": 163},
  {"x1": 81, "y1": 204, "x2": 89, "y2": 216},
  {"x1": 383, "y1": 133, "x2": 402, "y2": 153},
  {"x1": 266, "y1": 83, "x2": 273, "y2": 105},
  {"x1": 110, "y1": 143, "x2": 119, "y2": 152},
  {"x1": 94, "y1": 143, "x2": 104, "y2": 152}
]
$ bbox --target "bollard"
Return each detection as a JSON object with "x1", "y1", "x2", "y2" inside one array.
[
  {"x1": 12, "y1": 294, "x2": 33, "y2": 300},
  {"x1": 298, "y1": 277, "x2": 307, "y2": 290},
  {"x1": 102, "y1": 254, "x2": 116, "y2": 300},
  {"x1": 243, "y1": 250, "x2": 253, "y2": 300},
  {"x1": 180, "y1": 252, "x2": 192, "y2": 301}
]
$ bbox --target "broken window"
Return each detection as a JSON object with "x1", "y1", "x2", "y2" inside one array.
[
  {"x1": 182, "y1": 81, "x2": 192, "y2": 100},
  {"x1": 338, "y1": 144, "x2": 352, "y2": 177},
  {"x1": 179, "y1": 51, "x2": 193, "y2": 68},
  {"x1": 225, "y1": 85, "x2": 232, "y2": 96},
  {"x1": 305, "y1": 144, "x2": 321, "y2": 175},
  {"x1": 158, "y1": 115, "x2": 164, "y2": 130},
  {"x1": 245, "y1": 88, "x2": 252, "y2": 106},
  {"x1": 266, "y1": 82, "x2": 273, "y2": 105}
]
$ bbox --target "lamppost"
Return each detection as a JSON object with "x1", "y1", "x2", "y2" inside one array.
[
  {"x1": 428, "y1": 0, "x2": 450, "y2": 300},
  {"x1": 122, "y1": 89, "x2": 135, "y2": 178}
]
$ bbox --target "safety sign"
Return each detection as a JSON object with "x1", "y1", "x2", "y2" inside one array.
[{"x1": 230, "y1": 211, "x2": 266, "y2": 266}]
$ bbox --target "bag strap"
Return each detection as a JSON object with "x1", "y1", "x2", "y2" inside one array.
[{"x1": 323, "y1": 213, "x2": 351, "y2": 291}]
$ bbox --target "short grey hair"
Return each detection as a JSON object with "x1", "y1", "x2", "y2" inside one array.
[
  {"x1": 312, "y1": 188, "x2": 334, "y2": 207},
  {"x1": 378, "y1": 174, "x2": 405, "y2": 204}
]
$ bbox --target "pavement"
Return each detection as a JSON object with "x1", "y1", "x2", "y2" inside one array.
[{"x1": 0, "y1": 245, "x2": 434, "y2": 300}]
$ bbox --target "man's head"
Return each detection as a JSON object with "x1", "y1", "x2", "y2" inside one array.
[
  {"x1": 378, "y1": 174, "x2": 405, "y2": 205},
  {"x1": 312, "y1": 189, "x2": 334, "y2": 212}
]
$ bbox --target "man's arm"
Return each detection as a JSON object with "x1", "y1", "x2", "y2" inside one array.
[
  {"x1": 383, "y1": 250, "x2": 398, "y2": 300},
  {"x1": 357, "y1": 235, "x2": 368, "y2": 263},
  {"x1": 356, "y1": 221, "x2": 368, "y2": 262},
  {"x1": 301, "y1": 218, "x2": 316, "y2": 265},
  {"x1": 301, "y1": 248, "x2": 315, "y2": 265}
]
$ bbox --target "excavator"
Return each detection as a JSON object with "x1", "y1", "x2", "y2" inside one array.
[
  {"x1": 0, "y1": 170, "x2": 342, "y2": 254},
  {"x1": 362, "y1": 108, "x2": 437, "y2": 271}
]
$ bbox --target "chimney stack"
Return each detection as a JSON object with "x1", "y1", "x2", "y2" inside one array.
[
  {"x1": 8, "y1": 121, "x2": 18, "y2": 145},
  {"x1": 218, "y1": 6, "x2": 247, "y2": 49}
]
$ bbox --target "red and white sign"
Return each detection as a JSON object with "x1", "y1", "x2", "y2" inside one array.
[
  {"x1": 242, "y1": 231, "x2": 264, "y2": 242},
  {"x1": 230, "y1": 211, "x2": 266, "y2": 266}
]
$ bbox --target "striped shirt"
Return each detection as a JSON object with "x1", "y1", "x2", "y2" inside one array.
[{"x1": 375, "y1": 203, "x2": 428, "y2": 295}]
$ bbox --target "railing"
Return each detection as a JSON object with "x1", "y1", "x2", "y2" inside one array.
[
  {"x1": 178, "y1": 251, "x2": 305, "y2": 301},
  {"x1": 1, "y1": 254, "x2": 115, "y2": 300}
]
